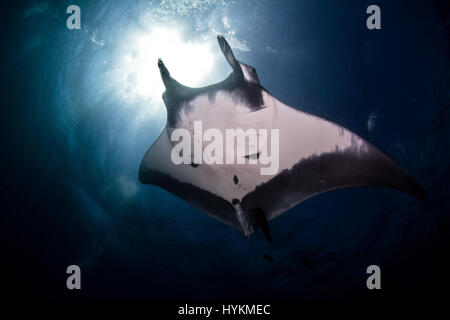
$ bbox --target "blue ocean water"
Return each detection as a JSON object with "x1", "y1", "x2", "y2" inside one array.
[{"x1": 1, "y1": 0, "x2": 449, "y2": 300}]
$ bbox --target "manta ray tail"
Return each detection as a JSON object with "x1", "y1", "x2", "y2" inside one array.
[{"x1": 249, "y1": 208, "x2": 272, "y2": 243}]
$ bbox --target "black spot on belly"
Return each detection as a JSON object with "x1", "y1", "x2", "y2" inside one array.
[
  {"x1": 233, "y1": 175, "x2": 239, "y2": 184},
  {"x1": 191, "y1": 163, "x2": 199, "y2": 168},
  {"x1": 232, "y1": 198, "x2": 240, "y2": 205}
]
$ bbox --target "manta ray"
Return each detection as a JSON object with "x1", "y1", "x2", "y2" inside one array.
[{"x1": 139, "y1": 35, "x2": 426, "y2": 242}]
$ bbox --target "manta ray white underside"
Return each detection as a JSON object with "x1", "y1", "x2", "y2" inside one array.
[{"x1": 139, "y1": 35, "x2": 426, "y2": 242}]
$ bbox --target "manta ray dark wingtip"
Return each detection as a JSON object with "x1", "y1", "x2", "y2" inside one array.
[{"x1": 398, "y1": 169, "x2": 428, "y2": 202}]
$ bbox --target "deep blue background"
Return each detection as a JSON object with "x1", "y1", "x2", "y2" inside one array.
[{"x1": 1, "y1": 0, "x2": 449, "y2": 300}]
